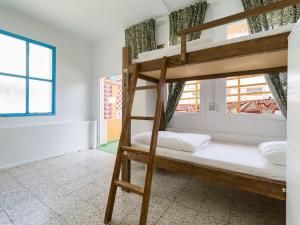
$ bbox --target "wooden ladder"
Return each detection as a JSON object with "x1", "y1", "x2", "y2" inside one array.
[{"x1": 104, "y1": 57, "x2": 168, "y2": 225}]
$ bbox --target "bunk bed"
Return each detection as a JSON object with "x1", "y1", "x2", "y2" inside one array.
[
  {"x1": 122, "y1": 0, "x2": 294, "y2": 200},
  {"x1": 104, "y1": 1, "x2": 298, "y2": 224}
]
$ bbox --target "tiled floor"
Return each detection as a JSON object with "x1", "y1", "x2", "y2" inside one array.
[{"x1": 0, "y1": 150, "x2": 285, "y2": 225}]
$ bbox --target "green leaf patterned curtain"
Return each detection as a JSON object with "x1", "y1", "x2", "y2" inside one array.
[
  {"x1": 125, "y1": 19, "x2": 156, "y2": 59},
  {"x1": 164, "y1": 0, "x2": 208, "y2": 126},
  {"x1": 241, "y1": 0, "x2": 300, "y2": 118},
  {"x1": 169, "y1": 0, "x2": 208, "y2": 45},
  {"x1": 165, "y1": 82, "x2": 186, "y2": 124}
]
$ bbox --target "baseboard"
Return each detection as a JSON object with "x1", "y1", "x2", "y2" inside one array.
[{"x1": 0, "y1": 148, "x2": 92, "y2": 172}]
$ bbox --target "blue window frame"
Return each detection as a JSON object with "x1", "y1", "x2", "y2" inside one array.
[{"x1": 0, "y1": 29, "x2": 56, "y2": 117}]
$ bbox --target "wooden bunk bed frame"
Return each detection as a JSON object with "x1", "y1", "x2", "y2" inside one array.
[
  {"x1": 123, "y1": 0, "x2": 295, "y2": 200},
  {"x1": 104, "y1": 1, "x2": 298, "y2": 224}
]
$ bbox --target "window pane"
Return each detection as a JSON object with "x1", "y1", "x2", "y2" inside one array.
[
  {"x1": 0, "y1": 34, "x2": 26, "y2": 75},
  {"x1": 227, "y1": 87, "x2": 238, "y2": 95},
  {"x1": 29, "y1": 44, "x2": 52, "y2": 79},
  {"x1": 0, "y1": 76, "x2": 26, "y2": 113},
  {"x1": 181, "y1": 92, "x2": 199, "y2": 99},
  {"x1": 176, "y1": 80, "x2": 200, "y2": 113},
  {"x1": 240, "y1": 76, "x2": 265, "y2": 85},
  {"x1": 226, "y1": 75, "x2": 281, "y2": 115},
  {"x1": 29, "y1": 80, "x2": 52, "y2": 113},
  {"x1": 227, "y1": 20, "x2": 249, "y2": 39}
]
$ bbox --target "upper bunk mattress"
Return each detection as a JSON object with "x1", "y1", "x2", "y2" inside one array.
[
  {"x1": 133, "y1": 23, "x2": 294, "y2": 63},
  {"x1": 132, "y1": 141, "x2": 286, "y2": 181}
]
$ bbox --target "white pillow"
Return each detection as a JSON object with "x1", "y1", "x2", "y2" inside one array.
[
  {"x1": 258, "y1": 141, "x2": 287, "y2": 166},
  {"x1": 133, "y1": 131, "x2": 211, "y2": 152}
]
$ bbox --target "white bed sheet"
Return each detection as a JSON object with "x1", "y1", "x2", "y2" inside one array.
[
  {"x1": 132, "y1": 141, "x2": 286, "y2": 181},
  {"x1": 133, "y1": 23, "x2": 294, "y2": 63}
]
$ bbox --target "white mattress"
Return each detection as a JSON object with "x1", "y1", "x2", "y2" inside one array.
[
  {"x1": 133, "y1": 23, "x2": 294, "y2": 63},
  {"x1": 132, "y1": 141, "x2": 286, "y2": 181}
]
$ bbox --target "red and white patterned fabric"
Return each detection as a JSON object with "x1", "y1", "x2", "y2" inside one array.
[
  {"x1": 116, "y1": 86, "x2": 122, "y2": 119},
  {"x1": 227, "y1": 99, "x2": 279, "y2": 114},
  {"x1": 104, "y1": 83, "x2": 112, "y2": 119}
]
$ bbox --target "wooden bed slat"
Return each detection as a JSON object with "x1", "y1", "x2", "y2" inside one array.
[
  {"x1": 135, "y1": 32, "x2": 289, "y2": 81},
  {"x1": 127, "y1": 152, "x2": 286, "y2": 201},
  {"x1": 166, "y1": 66, "x2": 287, "y2": 83}
]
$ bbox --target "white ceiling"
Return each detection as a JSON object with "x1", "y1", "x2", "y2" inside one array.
[{"x1": 0, "y1": 0, "x2": 200, "y2": 42}]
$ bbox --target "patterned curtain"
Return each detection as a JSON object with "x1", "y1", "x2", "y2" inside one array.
[
  {"x1": 241, "y1": 0, "x2": 300, "y2": 118},
  {"x1": 125, "y1": 19, "x2": 156, "y2": 59},
  {"x1": 165, "y1": 82, "x2": 186, "y2": 123},
  {"x1": 164, "y1": 1, "x2": 208, "y2": 127},
  {"x1": 169, "y1": 0, "x2": 208, "y2": 45}
]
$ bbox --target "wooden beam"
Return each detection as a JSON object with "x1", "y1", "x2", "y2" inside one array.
[
  {"x1": 127, "y1": 152, "x2": 286, "y2": 201},
  {"x1": 178, "y1": 0, "x2": 300, "y2": 35},
  {"x1": 130, "y1": 116, "x2": 155, "y2": 120},
  {"x1": 134, "y1": 85, "x2": 158, "y2": 90},
  {"x1": 121, "y1": 47, "x2": 132, "y2": 186},
  {"x1": 138, "y1": 74, "x2": 159, "y2": 83},
  {"x1": 180, "y1": 34, "x2": 187, "y2": 64},
  {"x1": 138, "y1": 32, "x2": 289, "y2": 74},
  {"x1": 166, "y1": 66, "x2": 287, "y2": 83}
]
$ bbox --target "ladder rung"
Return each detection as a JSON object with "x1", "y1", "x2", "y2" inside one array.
[
  {"x1": 121, "y1": 146, "x2": 148, "y2": 155},
  {"x1": 114, "y1": 180, "x2": 144, "y2": 196},
  {"x1": 131, "y1": 116, "x2": 155, "y2": 120},
  {"x1": 135, "y1": 85, "x2": 157, "y2": 91}
]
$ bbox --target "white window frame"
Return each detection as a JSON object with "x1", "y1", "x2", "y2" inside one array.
[{"x1": 219, "y1": 78, "x2": 285, "y2": 121}]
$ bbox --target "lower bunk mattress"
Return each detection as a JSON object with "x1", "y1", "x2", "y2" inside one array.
[{"x1": 131, "y1": 141, "x2": 286, "y2": 182}]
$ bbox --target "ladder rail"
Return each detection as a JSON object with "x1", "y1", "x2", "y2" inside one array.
[
  {"x1": 104, "y1": 64, "x2": 139, "y2": 224},
  {"x1": 104, "y1": 57, "x2": 168, "y2": 225},
  {"x1": 139, "y1": 57, "x2": 168, "y2": 225}
]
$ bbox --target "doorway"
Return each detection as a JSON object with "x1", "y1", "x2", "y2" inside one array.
[{"x1": 98, "y1": 75, "x2": 122, "y2": 154}]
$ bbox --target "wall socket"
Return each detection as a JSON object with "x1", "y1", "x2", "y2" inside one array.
[{"x1": 209, "y1": 103, "x2": 216, "y2": 111}]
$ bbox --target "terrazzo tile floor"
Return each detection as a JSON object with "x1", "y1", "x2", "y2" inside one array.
[{"x1": 0, "y1": 150, "x2": 285, "y2": 225}]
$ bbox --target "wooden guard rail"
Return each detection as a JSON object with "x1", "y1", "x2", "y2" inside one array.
[{"x1": 178, "y1": 0, "x2": 300, "y2": 64}]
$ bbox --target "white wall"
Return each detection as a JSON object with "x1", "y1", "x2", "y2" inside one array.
[
  {"x1": 91, "y1": 32, "x2": 156, "y2": 138},
  {"x1": 0, "y1": 6, "x2": 93, "y2": 169},
  {"x1": 287, "y1": 21, "x2": 300, "y2": 225},
  {"x1": 159, "y1": 0, "x2": 287, "y2": 144},
  {"x1": 92, "y1": 0, "x2": 287, "y2": 145}
]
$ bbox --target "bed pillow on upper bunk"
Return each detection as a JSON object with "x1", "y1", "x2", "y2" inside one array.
[
  {"x1": 132, "y1": 131, "x2": 211, "y2": 152},
  {"x1": 258, "y1": 141, "x2": 287, "y2": 166}
]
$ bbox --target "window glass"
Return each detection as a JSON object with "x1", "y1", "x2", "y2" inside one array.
[
  {"x1": 226, "y1": 75, "x2": 281, "y2": 115},
  {"x1": 0, "y1": 34, "x2": 26, "y2": 75},
  {"x1": 176, "y1": 81, "x2": 200, "y2": 113},
  {"x1": 227, "y1": 20, "x2": 249, "y2": 39},
  {"x1": 29, "y1": 80, "x2": 52, "y2": 113},
  {"x1": 0, "y1": 29, "x2": 55, "y2": 116},
  {"x1": 29, "y1": 43, "x2": 52, "y2": 79},
  {"x1": 0, "y1": 76, "x2": 26, "y2": 113}
]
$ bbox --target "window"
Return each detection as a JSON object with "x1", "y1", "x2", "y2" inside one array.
[
  {"x1": 226, "y1": 75, "x2": 281, "y2": 115},
  {"x1": 176, "y1": 81, "x2": 200, "y2": 112},
  {"x1": 227, "y1": 20, "x2": 249, "y2": 39},
  {"x1": 0, "y1": 29, "x2": 56, "y2": 117}
]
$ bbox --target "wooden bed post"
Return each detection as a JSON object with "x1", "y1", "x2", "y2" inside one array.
[
  {"x1": 159, "y1": 102, "x2": 166, "y2": 131},
  {"x1": 121, "y1": 47, "x2": 132, "y2": 185},
  {"x1": 180, "y1": 34, "x2": 187, "y2": 64}
]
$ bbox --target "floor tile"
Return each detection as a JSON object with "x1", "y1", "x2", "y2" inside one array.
[
  {"x1": 123, "y1": 196, "x2": 172, "y2": 225},
  {"x1": 0, "y1": 150, "x2": 286, "y2": 225},
  {"x1": 0, "y1": 210, "x2": 13, "y2": 225},
  {"x1": 160, "y1": 203, "x2": 198, "y2": 225}
]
